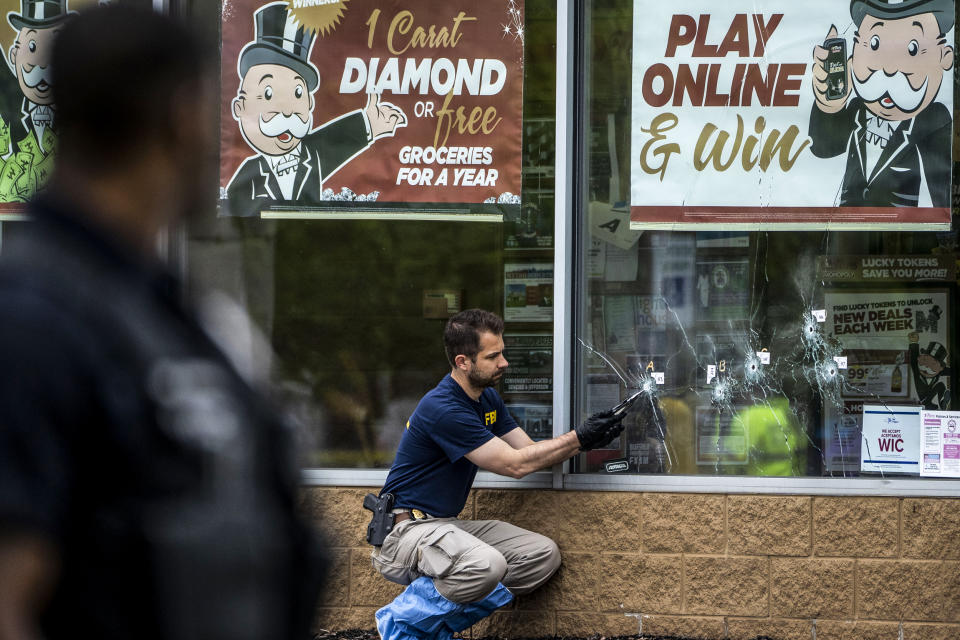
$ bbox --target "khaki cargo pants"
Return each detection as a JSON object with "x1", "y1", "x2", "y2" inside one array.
[{"x1": 371, "y1": 512, "x2": 561, "y2": 604}]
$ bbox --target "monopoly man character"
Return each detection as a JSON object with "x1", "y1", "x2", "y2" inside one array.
[
  {"x1": 367, "y1": 310, "x2": 627, "y2": 640},
  {"x1": 908, "y1": 331, "x2": 951, "y2": 409},
  {"x1": 0, "y1": 0, "x2": 74, "y2": 201},
  {"x1": 808, "y1": 0, "x2": 954, "y2": 208},
  {"x1": 225, "y1": 1, "x2": 405, "y2": 217}
]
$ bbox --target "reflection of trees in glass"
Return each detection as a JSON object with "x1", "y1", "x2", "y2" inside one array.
[{"x1": 271, "y1": 220, "x2": 502, "y2": 467}]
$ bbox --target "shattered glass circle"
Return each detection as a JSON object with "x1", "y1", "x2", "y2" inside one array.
[
  {"x1": 711, "y1": 379, "x2": 731, "y2": 405},
  {"x1": 802, "y1": 315, "x2": 820, "y2": 344},
  {"x1": 817, "y1": 359, "x2": 840, "y2": 384},
  {"x1": 743, "y1": 356, "x2": 763, "y2": 383}
]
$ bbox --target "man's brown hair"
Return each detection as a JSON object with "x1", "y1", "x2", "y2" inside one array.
[{"x1": 443, "y1": 309, "x2": 504, "y2": 366}]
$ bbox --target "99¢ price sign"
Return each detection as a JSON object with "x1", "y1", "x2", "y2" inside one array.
[{"x1": 842, "y1": 357, "x2": 909, "y2": 399}]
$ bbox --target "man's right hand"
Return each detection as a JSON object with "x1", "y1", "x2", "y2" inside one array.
[
  {"x1": 573, "y1": 410, "x2": 625, "y2": 451},
  {"x1": 812, "y1": 25, "x2": 851, "y2": 114}
]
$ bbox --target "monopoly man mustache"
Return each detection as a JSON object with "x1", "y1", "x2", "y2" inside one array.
[
  {"x1": 259, "y1": 111, "x2": 311, "y2": 139},
  {"x1": 853, "y1": 68, "x2": 928, "y2": 113},
  {"x1": 21, "y1": 64, "x2": 51, "y2": 89}
]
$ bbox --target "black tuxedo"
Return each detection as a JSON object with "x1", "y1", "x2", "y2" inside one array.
[
  {"x1": 909, "y1": 342, "x2": 951, "y2": 410},
  {"x1": 808, "y1": 97, "x2": 951, "y2": 208},
  {"x1": 224, "y1": 110, "x2": 370, "y2": 218}
]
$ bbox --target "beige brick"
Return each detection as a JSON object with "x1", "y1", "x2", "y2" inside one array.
[
  {"x1": 462, "y1": 490, "x2": 476, "y2": 519},
  {"x1": 642, "y1": 493, "x2": 725, "y2": 554},
  {"x1": 903, "y1": 499, "x2": 960, "y2": 560},
  {"x1": 554, "y1": 491, "x2": 642, "y2": 553},
  {"x1": 473, "y1": 489, "x2": 560, "y2": 542},
  {"x1": 510, "y1": 587, "x2": 548, "y2": 612},
  {"x1": 904, "y1": 623, "x2": 960, "y2": 640},
  {"x1": 638, "y1": 614, "x2": 726, "y2": 639},
  {"x1": 816, "y1": 619, "x2": 901, "y2": 640},
  {"x1": 349, "y1": 548, "x2": 404, "y2": 607},
  {"x1": 514, "y1": 551, "x2": 597, "y2": 612},
  {"x1": 470, "y1": 609, "x2": 555, "y2": 639},
  {"x1": 728, "y1": 495, "x2": 811, "y2": 556},
  {"x1": 770, "y1": 558, "x2": 855, "y2": 618},
  {"x1": 599, "y1": 553, "x2": 683, "y2": 613},
  {"x1": 475, "y1": 490, "x2": 642, "y2": 554},
  {"x1": 726, "y1": 617, "x2": 812, "y2": 640},
  {"x1": 814, "y1": 497, "x2": 899, "y2": 558},
  {"x1": 318, "y1": 548, "x2": 351, "y2": 607},
  {"x1": 312, "y1": 606, "x2": 378, "y2": 632},
  {"x1": 858, "y1": 560, "x2": 959, "y2": 622},
  {"x1": 556, "y1": 612, "x2": 638, "y2": 637},
  {"x1": 684, "y1": 556, "x2": 768, "y2": 616},
  {"x1": 301, "y1": 487, "x2": 371, "y2": 548}
]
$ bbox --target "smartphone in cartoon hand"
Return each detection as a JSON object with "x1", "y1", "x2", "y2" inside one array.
[{"x1": 823, "y1": 37, "x2": 847, "y2": 100}]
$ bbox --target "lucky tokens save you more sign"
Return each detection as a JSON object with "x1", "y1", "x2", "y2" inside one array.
[{"x1": 219, "y1": 0, "x2": 525, "y2": 218}]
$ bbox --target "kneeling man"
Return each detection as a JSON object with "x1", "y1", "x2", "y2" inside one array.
[{"x1": 369, "y1": 309, "x2": 625, "y2": 640}]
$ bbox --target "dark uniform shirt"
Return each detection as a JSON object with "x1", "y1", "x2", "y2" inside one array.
[
  {"x1": 0, "y1": 196, "x2": 325, "y2": 640},
  {"x1": 381, "y1": 375, "x2": 517, "y2": 518}
]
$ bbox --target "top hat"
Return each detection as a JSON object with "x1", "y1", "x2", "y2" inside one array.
[
  {"x1": 850, "y1": 0, "x2": 954, "y2": 34},
  {"x1": 922, "y1": 341, "x2": 948, "y2": 364},
  {"x1": 8, "y1": 0, "x2": 73, "y2": 31},
  {"x1": 237, "y1": 2, "x2": 318, "y2": 91}
]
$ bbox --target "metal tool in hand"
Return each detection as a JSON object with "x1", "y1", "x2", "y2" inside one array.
[{"x1": 610, "y1": 389, "x2": 644, "y2": 417}]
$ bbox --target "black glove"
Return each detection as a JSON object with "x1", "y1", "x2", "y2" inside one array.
[{"x1": 573, "y1": 410, "x2": 625, "y2": 451}]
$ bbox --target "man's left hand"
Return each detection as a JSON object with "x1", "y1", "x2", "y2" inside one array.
[
  {"x1": 365, "y1": 93, "x2": 407, "y2": 141},
  {"x1": 573, "y1": 410, "x2": 625, "y2": 451}
]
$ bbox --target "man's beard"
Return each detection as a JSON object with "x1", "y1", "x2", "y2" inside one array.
[{"x1": 468, "y1": 367, "x2": 502, "y2": 389}]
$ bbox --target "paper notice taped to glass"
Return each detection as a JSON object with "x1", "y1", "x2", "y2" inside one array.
[
  {"x1": 860, "y1": 405, "x2": 920, "y2": 475},
  {"x1": 919, "y1": 410, "x2": 960, "y2": 478}
]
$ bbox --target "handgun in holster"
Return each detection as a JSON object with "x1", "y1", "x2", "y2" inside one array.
[{"x1": 363, "y1": 492, "x2": 395, "y2": 546}]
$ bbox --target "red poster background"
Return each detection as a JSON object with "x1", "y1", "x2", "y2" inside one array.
[
  {"x1": 630, "y1": 205, "x2": 951, "y2": 230},
  {"x1": 219, "y1": 0, "x2": 524, "y2": 213}
]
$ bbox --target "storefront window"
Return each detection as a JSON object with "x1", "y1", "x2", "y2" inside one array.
[
  {"x1": 185, "y1": 0, "x2": 557, "y2": 468},
  {"x1": 574, "y1": 0, "x2": 958, "y2": 478}
]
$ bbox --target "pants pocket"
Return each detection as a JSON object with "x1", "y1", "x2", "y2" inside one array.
[
  {"x1": 417, "y1": 527, "x2": 462, "y2": 579},
  {"x1": 371, "y1": 521, "x2": 418, "y2": 585}
]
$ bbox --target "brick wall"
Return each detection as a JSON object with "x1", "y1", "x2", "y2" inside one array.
[{"x1": 302, "y1": 488, "x2": 960, "y2": 640}]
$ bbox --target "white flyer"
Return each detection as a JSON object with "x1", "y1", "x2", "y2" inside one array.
[
  {"x1": 823, "y1": 400, "x2": 863, "y2": 475},
  {"x1": 860, "y1": 404, "x2": 921, "y2": 475},
  {"x1": 919, "y1": 410, "x2": 960, "y2": 478}
]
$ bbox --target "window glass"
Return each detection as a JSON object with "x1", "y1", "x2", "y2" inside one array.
[
  {"x1": 574, "y1": 0, "x2": 958, "y2": 477},
  {"x1": 184, "y1": 0, "x2": 557, "y2": 468}
]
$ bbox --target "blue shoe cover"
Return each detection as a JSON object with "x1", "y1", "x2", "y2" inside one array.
[
  {"x1": 444, "y1": 582, "x2": 512, "y2": 633},
  {"x1": 376, "y1": 577, "x2": 455, "y2": 640},
  {"x1": 375, "y1": 577, "x2": 513, "y2": 640}
]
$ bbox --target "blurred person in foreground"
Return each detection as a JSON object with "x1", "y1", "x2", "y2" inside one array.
[{"x1": 0, "y1": 6, "x2": 325, "y2": 640}]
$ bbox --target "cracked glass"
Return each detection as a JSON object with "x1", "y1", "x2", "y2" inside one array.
[{"x1": 573, "y1": 0, "x2": 958, "y2": 477}]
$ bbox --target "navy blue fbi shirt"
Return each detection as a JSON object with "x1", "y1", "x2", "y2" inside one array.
[{"x1": 382, "y1": 375, "x2": 518, "y2": 518}]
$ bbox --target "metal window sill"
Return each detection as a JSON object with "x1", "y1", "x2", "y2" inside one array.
[{"x1": 300, "y1": 469, "x2": 960, "y2": 496}]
